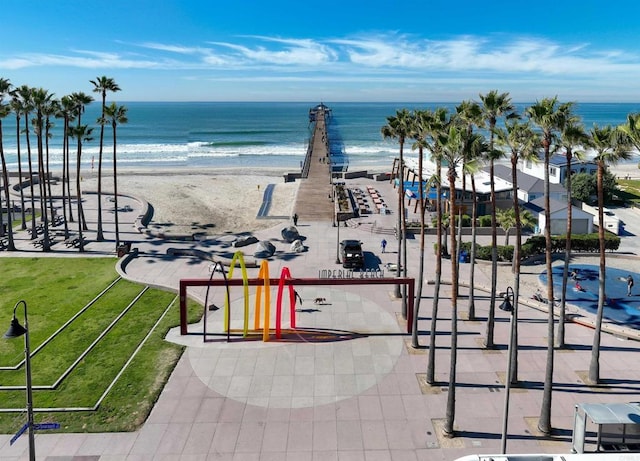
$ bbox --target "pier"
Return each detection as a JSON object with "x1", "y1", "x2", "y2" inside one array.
[{"x1": 292, "y1": 104, "x2": 335, "y2": 222}]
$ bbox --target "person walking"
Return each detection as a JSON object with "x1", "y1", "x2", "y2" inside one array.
[
  {"x1": 628, "y1": 275, "x2": 634, "y2": 296},
  {"x1": 294, "y1": 290, "x2": 303, "y2": 305},
  {"x1": 381, "y1": 238, "x2": 387, "y2": 253},
  {"x1": 293, "y1": 213, "x2": 298, "y2": 226}
]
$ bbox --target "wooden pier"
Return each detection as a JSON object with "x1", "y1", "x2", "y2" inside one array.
[{"x1": 292, "y1": 106, "x2": 335, "y2": 222}]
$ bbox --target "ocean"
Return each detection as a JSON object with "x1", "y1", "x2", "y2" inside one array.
[{"x1": 2, "y1": 101, "x2": 640, "y2": 172}]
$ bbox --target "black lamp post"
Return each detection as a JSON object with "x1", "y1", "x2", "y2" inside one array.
[
  {"x1": 499, "y1": 286, "x2": 515, "y2": 454},
  {"x1": 4, "y1": 300, "x2": 35, "y2": 461}
]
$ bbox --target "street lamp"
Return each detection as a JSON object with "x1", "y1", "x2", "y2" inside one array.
[
  {"x1": 4, "y1": 300, "x2": 35, "y2": 461},
  {"x1": 499, "y1": 286, "x2": 515, "y2": 454}
]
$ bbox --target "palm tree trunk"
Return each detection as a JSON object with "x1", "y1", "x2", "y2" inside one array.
[
  {"x1": 15, "y1": 116, "x2": 26, "y2": 229},
  {"x1": 426, "y1": 158, "x2": 443, "y2": 385},
  {"x1": 113, "y1": 124, "x2": 120, "y2": 249},
  {"x1": 412, "y1": 147, "x2": 425, "y2": 348},
  {"x1": 557, "y1": 152, "x2": 573, "y2": 348},
  {"x1": 485, "y1": 158, "x2": 498, "y2": 348},
  {"x1": 538, "y1": 142, "x2": 555, "y2": 435},
  {"x1": 443, "y1": 169, "x2": 459, "y2": 437},
  {"x1": 589, "y1": 161, "x2": 606, "y2": 384},
  {"x1": 395, "y1": 146, "x2": 404, "y2": 301},
  {"x1": 467, "y1": 176, "x2": 478, "y2": 320},
  {"x1": 24, "y1": 117, "x2": 37, "y2": 239},
  {"x1": 0, "y1": 125, "x2": 16, "y2": 250}
]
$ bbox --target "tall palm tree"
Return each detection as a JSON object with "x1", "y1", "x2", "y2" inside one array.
[
  {"x1": 495, "y1": 119, "x2": 539, "y2": 384},
  {"x1": 479, "y1": 90, "x2": 515, "y2": 348},
  {"x1": 381, "y1": 109, "x2": 411, "y2": 315},
  {"x1": 455, "y1": 100, "x2": 484, "y2": 320},
  {"x1": 55, "y1": 95, "x2": 76, "y2": 235},
  {"x1": 104, "y1": 102, "x2": 128, "y2": 249},
  {"x1": 70, "y1": 124, "x2": 93, "y2": 252},
  {"x1": 526, "y1": 96, "x2": 563, "y2": 435},
  {"x1": 91, "y1": 76, "x2": 121, "y2": 241},
  {"x1": 556, "y1": 105, "x2": 587, "y2": 348},
  {"x1": 424, "y1": 107, "x2": 450, "y2": 385},
  {"x1": 31, "y1": 88, "x2": 54, "y2": 251},
  {"x1": 43, "y1": 98, "x2": 59, "y2": 222},
  {"x1": 69, "y1": 92, "x2": 95, "y2": 232},
  {"x1": 587, "y1": 124, "x2": 631, "y2": 384},
  {"x1": 10, "y1": 91, "x2": 29, "y2": 230},
  {"x1": 15, "y1": 86, "x2": 38, "y2": 238},
  {"x1": 440, "y1": 123, "x2": 467, "y2": 437},
  {"x1": 0, "y1": 78, "x2": 16, "y2": 250}
]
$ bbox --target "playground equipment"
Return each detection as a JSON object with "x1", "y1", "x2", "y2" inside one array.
[{"x1": 180, "y1": 251, "x2": 415, "y2": 341}]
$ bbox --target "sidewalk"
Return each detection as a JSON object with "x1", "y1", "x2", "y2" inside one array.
[{"x1": 2, "y1": 178, "x2": 640, "y2": 460}]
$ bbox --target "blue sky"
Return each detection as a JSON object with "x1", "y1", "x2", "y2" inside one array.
[{"x1": 2, "y1": 0, "x2": 640, "y2": 102}]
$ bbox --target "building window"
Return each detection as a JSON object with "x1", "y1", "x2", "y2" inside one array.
[{"x1": 550, "y1": 167, "x2": 557, "y2": 177}]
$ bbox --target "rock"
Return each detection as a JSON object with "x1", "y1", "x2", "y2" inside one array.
[
  {"x1": 234, "y1": 235, "x2": 259, "y2": 247},
  {"x1": 281, "y1": 226, "x2": 300, "y2": 243},
  {"x1": 290, "y1": 239, "x2": 305, "y2": 253},
  {"x1": 254, "y1": 240, "x2": 276, "y2": 258}
]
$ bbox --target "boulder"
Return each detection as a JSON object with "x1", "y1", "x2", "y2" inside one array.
[
  {"x1": 234, "y1": 235, "x2": 259, "y2": 248},
  {"x1": 290, "y1": 239, "x2": 304, "y2": 253},
  {"x1": 281, "y1": 226, "x2": 300, "y2": 243},
  {"x1": 254, "y1": 240, "x2": 276, "y2": 258}
]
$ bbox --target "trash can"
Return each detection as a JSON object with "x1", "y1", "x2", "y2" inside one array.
[{"x1": 459, "y1": 250, "x2": 468, "y2": 263}]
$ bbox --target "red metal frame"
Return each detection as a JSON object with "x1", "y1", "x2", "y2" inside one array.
[{"x1": 179, "y1": 277, "x2": 415, "y2": 336}]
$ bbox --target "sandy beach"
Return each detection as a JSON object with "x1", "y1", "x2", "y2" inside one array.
[
  {"x1": 81, "y1": 167, "x2": 299, "y2": 236},
  {"x1": 76, "y1": 160, "x2": 639, "y2": 239}
]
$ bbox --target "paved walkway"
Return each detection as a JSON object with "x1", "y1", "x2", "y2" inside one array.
[{"x1": 2, "y1": 176, "x2": 640, "y2": 460}]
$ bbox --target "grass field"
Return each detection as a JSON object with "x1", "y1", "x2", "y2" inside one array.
[
  {"x1": 0, "y1": 258, "x2": 202, "y2": 433},
  {"x1": 617, "y1": 178, "x2": 640, "y2": 206}
]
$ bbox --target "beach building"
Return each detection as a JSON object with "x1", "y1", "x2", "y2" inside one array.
[
  {"x1": 519, "y1": 152, "x2": 598, "y2": 184},
  {"x1": 401, "y1": 157, "x2": 513, "y2": 216},
  {"x1": 492, "y1": 164, "x2": 568, "y2": 203},
  {"x1": 524, "y1": 197, "x2": 594, "y2": 235}
]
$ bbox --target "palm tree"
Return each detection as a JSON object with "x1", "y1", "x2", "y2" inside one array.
[
  {"x1": 526, "y1": 96, "x2": 563, "y2": 435},
  {"x1": 91, "y1": 76, "x2": 121, "y2": 241},
  {"x1": 455, "y1": 101, "x2": 484, "y2": 320},
  {"x1": 381, "y1": 109, "x2": 411, "y2": 315},
  {"x1": 104, "y1": 102, "x2": 128, "y2": 249},
  {"x1": 620, "y1": 113, "x2": 640, "y2": 152},
  {"x1": 479, "y1": 90, "x2": 515, "y2": 348},
  {"x1": 424, "y1": 107, "x2": 450, "y2": 385},
  {"x1": 440, "y1": 123, "x2": 467, "y2": 437},
  {"x1": 69, "y1": 92, "x2": 94, "y2": 232},
  {"x1": 0, "y1": 78, "x2": 16, "y2": 250},
  {"x1": 31, "y1": 88, "x2": 54, "y2": 251},
  {"x1": 556, "y1": 105, "x2": 587, "y2": 348},
  {"x1": 9, "y1": 91, "x2": 28, "y2": 229},
  {"x1": 55, "y1": 95, "x2": 76, "y2": 236},
  {"x1": 587, "y1": 124, "x2": 631, "y2": 384},
  {"x1": 13, "y1": 86, "x2": 38, "y2": 238},
  {"x1": 496, "y1": 119, "x2": 538, "y2": 385},
  {"x1": 70, "y1": 124, "x2": 93, "y2": 252},
  {"x1": 43, "y1": 98, "x2": 59, "y2": 222}
]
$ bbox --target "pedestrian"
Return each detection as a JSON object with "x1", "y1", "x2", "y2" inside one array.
[
  {"x1": 293, "y1": 213, "x2": 298, "y2": 226},
  {"x1": 628, "y1": 275, "x2": 634, "y2": 296},
  {"x1": 294, "y1": 290, "x2": 303, "y2": 305},
  {"x1": 381, "y1": 238, "x2": 387, "y2": 253}
]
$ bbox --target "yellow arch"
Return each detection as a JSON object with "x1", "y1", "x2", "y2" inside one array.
[{"x1": 226, "y1": 251, "x2": 250, "y2": 336}]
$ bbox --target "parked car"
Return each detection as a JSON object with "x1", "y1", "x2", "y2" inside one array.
[{"x1": 340, "y1": 239, "x2": 364, "y2": 269}]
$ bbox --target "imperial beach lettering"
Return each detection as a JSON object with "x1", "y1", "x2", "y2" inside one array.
[{"x1": 319, "y1": 268, "x2": 384, "y2": 279}]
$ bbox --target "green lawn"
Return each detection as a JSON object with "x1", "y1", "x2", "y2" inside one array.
[
  {"x1": 0, "y1": 258, "x2": 202, "y2": 433},
  {"x1": 617, "y1": 178, "x2": 640, "y2": 206}
]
